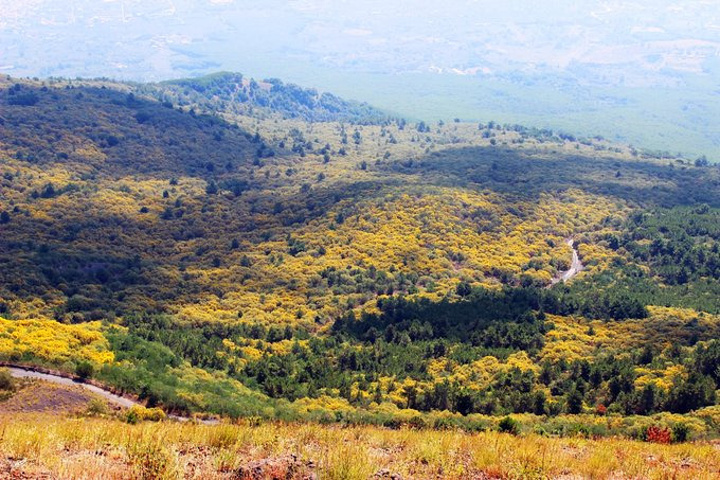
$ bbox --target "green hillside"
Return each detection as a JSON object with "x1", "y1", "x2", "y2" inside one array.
[{"x1": 0, "y1": 74, "x2": 718, "y2": 438}]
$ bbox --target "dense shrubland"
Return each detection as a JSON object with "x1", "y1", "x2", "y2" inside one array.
[
  {"x1": 0, "y1": 74, "x2": 719, "y2": 436},
  {"x1": 110, "y1": 291, "x2": 718, "y2": 422}
]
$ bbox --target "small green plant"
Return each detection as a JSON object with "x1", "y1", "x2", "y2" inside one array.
[
  {"x1": 75, "y1": 361, "x2": 94, "y2": 379},
  {"x1": 0, "y1": 368, "x2": 15, "y2": 391},
  {"x1": 85, "y1": 398, "x2": 110, "y2": 416},
  {"x1": 672, "y1": 423, "x2": 690, "y2": 443},
  {"x1": 498, "y1": 416, "x2": 520, "y2": 435}
]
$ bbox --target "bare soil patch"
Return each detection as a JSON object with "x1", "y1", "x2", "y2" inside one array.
[{"x1": 0, "y1": 380, "x2": 107, "y2": 415}]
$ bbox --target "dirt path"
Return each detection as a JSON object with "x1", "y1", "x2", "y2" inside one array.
[
  {"x1": 0, "y1": 381, "x2": 105, "y2": 414},
  {"x1": 7, "y1": 365, "x2": 219, "y2": 424},
  {"x1": 8, "y1": 367, "x2": 140, "y2": 408},
  {"x1": 552, "y1": 238, "x2": 584, "y2": 285}
]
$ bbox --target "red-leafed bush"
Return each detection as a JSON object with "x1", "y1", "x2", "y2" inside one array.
[{"x1": 645, "y1": 425, "x2": 672, "y2": 444}]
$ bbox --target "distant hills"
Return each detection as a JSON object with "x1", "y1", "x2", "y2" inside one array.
[
  {"x1": 2, "y1": 1, "x2": 720, "y2": 159},
  {"x1": 156, "y1": 72, "x2": 392, "y2": 123}
]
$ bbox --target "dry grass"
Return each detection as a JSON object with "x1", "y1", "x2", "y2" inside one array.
[{"x1": 0, "y1": 414, "x2": 717, "y2": 479}]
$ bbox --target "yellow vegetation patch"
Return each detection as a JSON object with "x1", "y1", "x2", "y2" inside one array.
[
  {"x1": 542, "y1": 309, "x2": 720, "y2": 362},
  {"x1": 293, "y1": 395, "x2": 355, "y2": 413},
  {"x1": 635, "y1": 364, "x2": 687, "y2": 391},
  {"x1": 0, "y1": 317, "x2": 113, "y2": 365}
]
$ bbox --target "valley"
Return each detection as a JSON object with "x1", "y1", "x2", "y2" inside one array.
[{"x1": 0, "y1": 72, "x2": 718, "y2": 478}]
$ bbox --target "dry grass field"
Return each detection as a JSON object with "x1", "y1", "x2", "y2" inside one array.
[{"x1": 1, "y1": 414, "x2": 718, "y2": 480}]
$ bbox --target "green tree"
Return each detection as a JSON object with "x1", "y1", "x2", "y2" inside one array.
[
  {"x1": 566, "y1": 388, "x2": 583, "y2": 414},
  {"x1": 205, "y1": 180, "x2": 219, "y2": 195}
]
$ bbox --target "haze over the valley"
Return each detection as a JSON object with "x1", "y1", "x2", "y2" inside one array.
[{"x1": 2, "y1": 0, "x2": 719, "y2": 158}]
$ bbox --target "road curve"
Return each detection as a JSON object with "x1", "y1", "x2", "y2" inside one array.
[
  {"x1": 6, "y1": 365, "x2": 219, "y2": 424},
  {"x1": 8, "y1": 366, "x2": 140, "y2": 408},
  {"x1": 551, "y1": 238, "x2": 584, "y2": 285}
]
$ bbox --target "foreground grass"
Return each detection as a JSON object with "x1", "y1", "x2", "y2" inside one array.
[{"x1": 0, "y1": 415, "x2": 718, "y2": 479}]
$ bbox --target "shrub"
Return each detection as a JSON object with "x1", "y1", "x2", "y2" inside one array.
[
  {"x1": 8, "y1": 92, "x2": 39, "y2": 106},
  {"x1": 134, "y1": 111, "x2": 151, "y2": 123},
  {"x1": 498, "y1": 416, "x2": 520, "y2": 435},
  {"x1": 206, "y1": 425, "x2": 239, "y2": 449},
  {"x1": 125, "y1": 405, "x2": 167, "y2": 424},
  {"x1": 381, "y1": 417, "x2": 402, "y2": 429},
  {"x1": 86, "y1": 398, "x2": 110, "y2": 416},
  {"x1": 126, "y1": 438, "x2": 178, "y2": 480},
  {"x1": 408, "y1": 416, "x2": 427, "y2": 429},
  {"x1": 645, "y1": 425, "x2": 672, "y2": 444},
  {"x1": 672, "y1": 423, "x2": 690, "y2": 443},
  {"x1": 75, "y1": 361, "x2": 95, "y2": 379},
  {"x1": 0, "y1": 368, "x2": 15, "y2": 391},
  {"x1": 431, "y1": 416, "x2": 457, "y2": 430}
]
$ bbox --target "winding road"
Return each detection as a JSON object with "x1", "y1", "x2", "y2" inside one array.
[{"x1": 551, "y1": 238, "x2": 584, "y2": 285}]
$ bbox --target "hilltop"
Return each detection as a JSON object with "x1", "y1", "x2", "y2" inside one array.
[
  {"x1": 157, "y1": 72, "x2": 393, "y2": 123},
  {"x1": 0, "y1": 73, "x2": 719, "y2": 448}
]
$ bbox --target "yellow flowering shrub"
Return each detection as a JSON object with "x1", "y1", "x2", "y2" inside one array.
[{"x1": 0, "y1": 317, "x2": 113, "y2": 365}]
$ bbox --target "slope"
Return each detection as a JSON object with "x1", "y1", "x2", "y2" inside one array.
[{"x1": 0, "y1": 74, "x2": 718, "y2": 434}]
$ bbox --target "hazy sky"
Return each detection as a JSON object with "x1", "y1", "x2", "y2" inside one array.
[
  {"x1": 2, "y1": 1, "x2": 719, "y2": 157},
  {"x1": 2, "y1": 0, "x2": 719, "y2": 81}
]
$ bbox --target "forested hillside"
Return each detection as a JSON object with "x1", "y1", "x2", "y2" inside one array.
[
  {"x1": 0, "y1": 74, "x2": 719, "y2": 438},
  {"x1": 156, "y1": 72, "x2": 392, "y2": 124}
]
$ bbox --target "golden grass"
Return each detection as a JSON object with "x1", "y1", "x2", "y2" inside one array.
[{"x1": 0, "y1": 414, "x2": 717, "y2": 479}]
